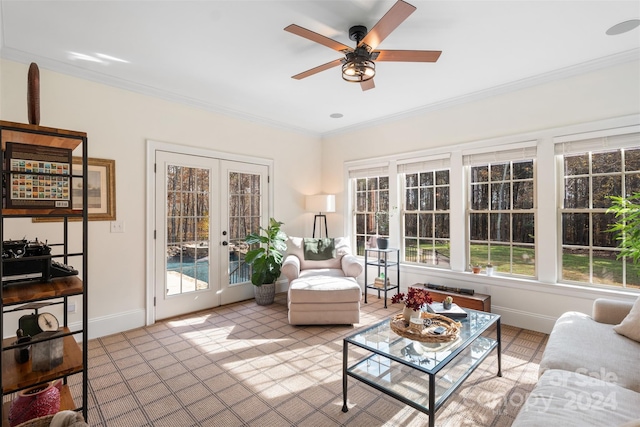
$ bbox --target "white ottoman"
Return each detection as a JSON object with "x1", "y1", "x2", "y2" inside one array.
[{"x1": 288, "y1": 275, "x2": 361, "y2": 325}]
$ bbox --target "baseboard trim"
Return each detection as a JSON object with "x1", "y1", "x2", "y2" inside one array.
[
  {"x1": 493, "y1": 305, "x2": 557, "y2": 334},
  {"x1": 85, "y1": 309, "x2": 146, "y2": 339}
]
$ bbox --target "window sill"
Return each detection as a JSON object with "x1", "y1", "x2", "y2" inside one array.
[{"x1": 397, "y1": 262, "x2": 640, "y2": 300}]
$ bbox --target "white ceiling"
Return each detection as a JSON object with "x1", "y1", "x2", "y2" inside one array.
[{"x1": 1, "y1": 1, "x2": 639, "y2": 136}]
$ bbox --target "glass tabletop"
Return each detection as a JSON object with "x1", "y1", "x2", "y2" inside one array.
[{"x1": 344, "y1": 308, "x2": 500, "y2": 375}]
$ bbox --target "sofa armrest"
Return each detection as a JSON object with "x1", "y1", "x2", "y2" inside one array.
[
  {"x1": 341, "y1": 254, "x2": 363, "y2": 278},
  {"x1": 281, "y1": 254, "x2": 301, "y2": 282},
  {"x1": 592, "y1": 298, "x2": 634, "y2": 325}
]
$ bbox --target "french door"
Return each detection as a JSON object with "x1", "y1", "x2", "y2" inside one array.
[{"x1": 154, "y1": 150, "x2": 268, "y2": 320}]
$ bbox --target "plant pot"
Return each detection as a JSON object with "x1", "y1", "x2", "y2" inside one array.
[
  {"x1": 402, "y1": 305, "x2": 417, "y2": 323},
  {"x1": 254, "y1": 282, "x2": 276, "y2": 306},
  {"x1": 486, "y1": 266, "x2": 495, "y2": 276},
  {"x1": 471, "y1": 266, "x2": 481, "y2": 274},
  {"x1": 8, "y1": 382, "x2": 60, "y2": 427},
  {"x1": 376, "y1": 237, "x2": 389, "y2": 250}
]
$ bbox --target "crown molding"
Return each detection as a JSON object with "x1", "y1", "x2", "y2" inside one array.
[
  {"x1": 0, "y1": 47, "x2": 318, "y2": 137},
  {"x1": 323, "y1": 48, "x2": 640, "y2": 138}
]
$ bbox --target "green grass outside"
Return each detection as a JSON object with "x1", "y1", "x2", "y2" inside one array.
[{"x1": 407, "y1": 242, "x2": 640, "y2": 289}]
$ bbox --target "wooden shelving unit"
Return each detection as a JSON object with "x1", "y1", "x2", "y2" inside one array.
[{"x1": 0, "y1": 120, "x2": 88, "y2": 423}]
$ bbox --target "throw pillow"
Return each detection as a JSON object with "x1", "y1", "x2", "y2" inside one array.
[
  {"x1": 613, "y1": 297, "x2": 640, "y2": 343},
  {"x1": 303, "y1": 238, "x2": 336, "y2": 261}
]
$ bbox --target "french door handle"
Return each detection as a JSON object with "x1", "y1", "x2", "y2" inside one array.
[{"x1": 222, "y1": 241, "x2": 228, "y2": 246}]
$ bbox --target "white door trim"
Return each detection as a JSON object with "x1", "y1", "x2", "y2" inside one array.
[{"x1": 145, "y1": 139, "x2": 274, "y2": 326}]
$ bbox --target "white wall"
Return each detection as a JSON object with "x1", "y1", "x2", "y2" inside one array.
[
  {"x1": 1, "y1": 59, "x2": 322, "y2": 338},
  {"x1": 322, "y1": 60, "x2": 640, "y2": 333}
]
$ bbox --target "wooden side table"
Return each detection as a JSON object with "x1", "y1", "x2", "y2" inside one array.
[{"x1": 412, "y1": 284, "x2": 491, "y2": 312}]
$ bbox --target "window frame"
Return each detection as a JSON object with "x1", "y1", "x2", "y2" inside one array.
[
  {"x1": 556, "y1": 136, "x2": 640, "y2": 289},
  {"x1": 400, "y1": 164, "x2": 452, "y2": 269},
  {"x1": 349, "y1": 165, "x2": 390, "y2": 256},
  {"x1": 465, "y1": 154, "x2": 537, "y2": 278},
  {"x1": 343, "y1": 119, "x2": 640, "y2": 295}
]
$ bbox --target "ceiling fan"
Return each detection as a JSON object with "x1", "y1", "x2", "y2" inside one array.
[{"x1": 284, "y1": 0, "x2": 442, "y2": 91}]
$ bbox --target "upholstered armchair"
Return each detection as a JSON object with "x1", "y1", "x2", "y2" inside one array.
[
  {"x1": 281, "y1": 236, "x2": 363, "y2": 281},
  {"x1": 282, "y1": 237, "x2": 363, "y2": 325}
]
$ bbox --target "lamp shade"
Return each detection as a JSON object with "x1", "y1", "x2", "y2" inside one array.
[{"x1": 305, "y1": 194, "x2": 335, "y2": 213}]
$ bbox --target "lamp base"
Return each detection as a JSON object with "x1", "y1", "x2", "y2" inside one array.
[{"x1": 312, "y1": 214, "x2": 328, "y2": 238}]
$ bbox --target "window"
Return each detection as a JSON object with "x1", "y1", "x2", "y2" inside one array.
[
  {"x1": 558, "y1": 134, "x2": 640, "y2": 289},
  {"x1": 399, "y1": 157, "x2": 451, "y2": 267},
  {"x1": 351, "y1": 167, "x2": 389, "y2": 256},
  {"x1": 465, "y1": 144, "x2": 537, "y2": 276}
]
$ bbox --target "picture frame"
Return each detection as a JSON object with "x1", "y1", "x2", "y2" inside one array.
[
  {"x1": 5, "y1": 142, "x2": 73, "y2": 210},
  {"x1": 33, "y1": 157, "x2": 116, "y2": 222}
]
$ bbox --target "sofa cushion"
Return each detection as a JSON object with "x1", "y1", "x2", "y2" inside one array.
[
  {"x1": 512, "y1": 369, "x2": 640, "y2": 427},
  {"x1": 286, "y1": 236, "x2": 350, "y2": 270},
  {"x1": 539, "y1": 311, "x2": 640, "y2": 392},
  {"x1": 593, "y1": 298, "x2": 634, "y2": 325},
  {"x1": 288, "y1": 276, "x2": 361, "y2": 304},
  {"x1": 614, "y1": 297, "x2": 640, "y2": 343},
  {"x1": 299, "y1": 269, "x2": 345, "y2": 279}
]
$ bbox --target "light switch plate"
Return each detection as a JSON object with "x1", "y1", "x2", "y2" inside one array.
[{"x1": 110, "y1": 221, "x2": 125, "y2": 233}]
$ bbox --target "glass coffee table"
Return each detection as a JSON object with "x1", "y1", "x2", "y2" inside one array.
[{"x1": 342, "y1": 308, "x2": 501, "y2": 427}]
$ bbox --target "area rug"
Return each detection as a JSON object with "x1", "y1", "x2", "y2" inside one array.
[{"x1": 78, "y1": 293, "x2": 547, "y2": 426}]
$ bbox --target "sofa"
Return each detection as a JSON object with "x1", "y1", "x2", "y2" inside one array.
[
  {"x1": 512, "y1": 297, "x2": 640, "y2": 427},
  {"x1": 281, "y1": 236, "x2": 363, "y2": 325}
]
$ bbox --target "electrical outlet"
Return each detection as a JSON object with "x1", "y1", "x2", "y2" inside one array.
[
  {"x1": 110, "y1": 221, "x2": 125, "y2": 233},
  {"x1": 67, "y1": 302, "x2": 76, "y2": 313}
]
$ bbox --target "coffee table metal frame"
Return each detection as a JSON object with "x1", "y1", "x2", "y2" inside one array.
[{"x1": 342, "y1": 309, "x2": 501, "y2": 427}]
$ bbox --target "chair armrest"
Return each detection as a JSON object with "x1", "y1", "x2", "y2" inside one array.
[
  {"x1": 281, "y1": 254, "x2": 301, "y2": 282},
  {"x1": 592, "y1": 298, "x2": 634, "y2": 324},
  {"x1": 341, "y1": 254, "x2": 363, "y2": 278}
]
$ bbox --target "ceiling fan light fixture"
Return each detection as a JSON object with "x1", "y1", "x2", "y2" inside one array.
[{"x1": 342, "y1": 57, "x2": 375, "y2": 82}]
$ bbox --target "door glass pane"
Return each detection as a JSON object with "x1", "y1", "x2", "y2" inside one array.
[
  {"x1": 229, "y1": 172, "x2": 260, "y2": 285},
  {"x1": 166, "y1": 165, "x2": 210, "y2": 296}
]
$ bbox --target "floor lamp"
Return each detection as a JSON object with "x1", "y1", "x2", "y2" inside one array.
[{"x1": 305, "y1": 194, "x2": 335, "y2": 238}]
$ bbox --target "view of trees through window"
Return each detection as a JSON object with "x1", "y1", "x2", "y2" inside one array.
[
  {"x1": 354, "y1": 176, "x2": 389, "y2": 255},
  {"x1": 166, "y1": 165, "x2": 210, "y2": 294},
  {"x1": 469, "y1": 160, "x2": 535, "y2": 276},
  {"x1": 561, "y1": 148, "x2": 640, "y2": 288},
  {"x1": 349, "y1": 135, "x2": 640, "y2": 290},
  {"x1": 227, "y1": 172, "x2": 260, "y2": 284},
  {"x1": 403, "y1": 170, "x2": 450, "y2": 267}
]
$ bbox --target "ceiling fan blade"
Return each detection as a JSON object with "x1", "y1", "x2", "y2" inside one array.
[
  {"x1": 292, "y1": 58, "x2": 343, "y2": 80},
  {"x1": 376, "y1": 50, "x2": 442, "y2": 62},
  {"x1": 359, "y1": 0, "x2": 416, "y2": 51},
  {"x1": 285, "y1": 24, "x2": 352, "y2": 53},
  {"x1": 360, "y1": 79, "x2": 375, "y2": 91}
]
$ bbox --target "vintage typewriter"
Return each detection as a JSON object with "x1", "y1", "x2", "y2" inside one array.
[{"x1": 2, "y1": 238, "x2": 78, "y2": 285}]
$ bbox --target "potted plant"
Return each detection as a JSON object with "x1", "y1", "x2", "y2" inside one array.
[
  {"x1": 244, "y1": 218, "x2": 288, "y2": 305},
  {"x1": 470, "y1": 264, "x2": 482, "y2": 274},
  {"x1": 485, "y1": 263, "x2": 495, "y2": 276},
  {"x1": 391, "y1": 288, "x2": 433, "y2": 323},
  {"x1": 443, "y1": 295, "x2": 453, "y2": 310}
]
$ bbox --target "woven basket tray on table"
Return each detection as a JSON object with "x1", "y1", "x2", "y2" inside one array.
[{"x1": 390, "y1": 311, "x2": 462, "y2": 343}]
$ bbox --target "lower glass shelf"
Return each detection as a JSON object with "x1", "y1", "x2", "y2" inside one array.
[{"x1": 366, "y1": 284, "x2": 399, "y2": 290}]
